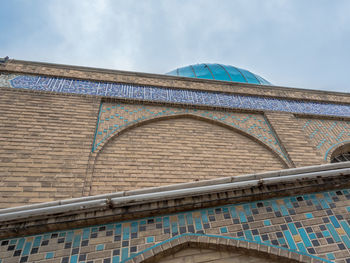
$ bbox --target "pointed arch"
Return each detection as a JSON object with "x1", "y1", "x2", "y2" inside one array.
[
  {"x1": 123, "y1": 233, "x2": 330, "y2": 263},
  {"x1": 93, "y1": 113, "x2": 288, "y2": 166}
]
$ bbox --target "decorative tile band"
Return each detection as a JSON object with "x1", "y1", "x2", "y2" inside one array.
[
  {"x1": 127, "y1": 233, "x2": 332, "y2": 263},
  {"x1": 1, "y1": 189, "x2": 350, "y2": 262},
  {"x1": 2, "y1": 74, "x2": 350, "y2": 118},
  {"x1": 92, "y1": 102, "x2": 288, "y2": 163},
  {"x1": 300, "y1": 118, "x2": 350, "y2": 160}
]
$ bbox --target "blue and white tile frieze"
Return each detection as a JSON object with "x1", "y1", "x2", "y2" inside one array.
[{"x1": 2, "y1": 74, "x2": 350, "y2": 117}]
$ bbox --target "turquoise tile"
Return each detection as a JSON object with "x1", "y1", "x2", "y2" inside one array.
[
  {"x1": 230, "y1": 207, "x2": 237, "y2": 218},
  {"x1": 123, "y1": 226, "x2": 130, "y2": 240},
  {"x1": 33, "y1": 236, "x2": 42, "y2": 247},
  {"x1": 271, "y1": 201, "x2": 279, "y2": 212},
  {"x1": 287, "y1": 223, "x2": 298, "y2": 235},
  {"x1": 164, "y1": 217, "x2": 170, "y2": 227},
  {"x1": 220, "y1": 227, "x2": 228, "y2": 234},
  {"x1": 327, "y1": 253, "x2": 335, "y2": 260},
  {"x1": 70, "y1": 254, "x2": 78, "y2": 263},
  {"x1": 298, "y1": 228, "x2": 312, "y2": 247},
  {"x1": 323, "y1": 193, "x2": 333, "y2": 203},
  {"x1": 280, "y1": 205, "x2": 289, "y2": 216},
  {"x1": 95, "y1": 244, "x2": 104, "y2": 252},
  {"x1": 43, "y1": 234, "x2": 50, "y2": 240},
  {"x1": 66, "y1": 231, "x2": 74, "y2": 242},
  {"x1": 263, "y1": 220, "x2": 271, "y2": 226},
  {"x1": 283, "y1": 198, "x2": 293, "y2": 209},
  {"x1": 73, "y1": 235, "x2": 81, "y2": 248},
  {"x1": 278, "y1": 238, "x2": 286, "y2": 245},
  {"x1": 121, "y1": 247, "x2": 129, "y2": 261},
  {"x1": 131, "y1": 222, "x2": 138, "y2": 233},
  {"x1": 244, "y1": 230, "x2": 253, "y2": 240},
  {"x1": 223, "y1": 207, "x2": 229, "y2": 213},
  {"x1": 82, "y1": 229, "x2": 90, "y2": 240},
  {"x1": 322, "y1": 230, "x2": 330, "y2": 237},
  {"x1": 22, "y1": 242, "x2": 32, "y2": 256},
  {"x1": 238, "y1": 211, "x2": 247, "y2": 223},
  {"x1": 171, "y1": 222, "x2": 178, "y2": 233},
  {"x1": 59, "y1": 232, "x2": 66, "y2": 237},
  {"x1": 243, "y1": 204, "x2": 252, "y2": 216},
  {"x1": 178, "y1": 215, "x2": 185, "y2": 226},
  {"x1": 10, "y1": 239, "x2": 17, "y2": 245},
  {"x1": 326, "y1": 223, "x2": 341, "y2": 242},
  {"x1": 201, "y1": 211, "x2": 209, "y2": 224},
  {"x1": 156, "y1": 217, "x2": 162, "y2": 223},
  {"x1": 283, "y1": 230, "x2": 297, "y2": 250},
  {"x1": 113, "y1": 256, "x2": 120, "y2": 263},
  {"x1": 305, "y1": 213, "x2": 313, "y2": 219},
  {"x1": 16, "y1": 238, "x2": 25, "y2": 250},
  {"x1": 254, "y1": 235, "x2": 261, "y2": 242},
  {"x1": 329, "y1": 216, "x2": 340, "y2": 228},
  {"x1": 341, "y1": 221, "x2": 350, "y2": 237},
  {"x1": 297, "y1": 242, "x2": 307, "y2": 253},
  {"x1": 146, "y1": 236, "x2": 154, "y2": 243},
  {"x1": 308, "y1": 233, "x2": 316, "y2": 240},
  {"x1": 341, "y1": 235, "x2": 350, "y2": 248},
  {"x1": 320, "y1": 199, "x2": 330, "y2": 209},
  {"x1": 115, "y1": 224, "x2": 122, "y2": 235},
  {"x1": 194, "y1": 218, "x2": 202, "y2": 231},
  {"x1": 46, "y1": 252, "x2": 54, "y2": 259},
  {"x1": 347, "y1": 207, "x2": 350, "y2": 213}
]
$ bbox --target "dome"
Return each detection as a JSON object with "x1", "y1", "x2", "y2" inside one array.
[{"x1": 166, "y1": 63, "x2": 272, "y2": 85}]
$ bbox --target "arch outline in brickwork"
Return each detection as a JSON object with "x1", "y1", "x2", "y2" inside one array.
[
  {"x1": 123, "y1": 233, "x2": 331, "y2": 263},
  {"x1": 325, "y1": 140, "x2": 350, "y2": 162},
  {"x1": 93, "y1": 113, "x2": 289, "y2": 166},
  {"x1": 83, "y1": 113, "x2": 289, "y2": 196}
]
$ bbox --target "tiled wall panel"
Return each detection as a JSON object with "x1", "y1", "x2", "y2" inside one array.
[
  {"x1": 299, "y1": 118, "x2": 350, "y2": 160},
  {"x1": 1, "y1": 189, "x2": 349, "y2": 262},
  {"x1": 2, "y1": 74, "x2": 349, "y2": 118},
  {"x1": 91, "y1": 116, "x2": 286, "y2": 194}
]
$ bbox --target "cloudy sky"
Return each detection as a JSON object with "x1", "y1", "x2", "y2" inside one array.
[{"x1": 1, "y1": 0, "x2": 350, "y2": 92}]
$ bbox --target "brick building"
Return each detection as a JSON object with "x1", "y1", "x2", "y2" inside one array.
[{"x1": 0, "y1": 59, "x2": 350, "y2": 263}]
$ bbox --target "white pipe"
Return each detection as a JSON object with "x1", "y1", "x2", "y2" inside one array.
[
  {"x1": 0, "y1": 199, "x2": 107, "y2": 222},
  {"x1": 111, "y1": 167, "x2": 350, "y2": 205},
  {"x1": 0, "y1": 165, "x2": 349, "y2": 223},
  {"x1": 3, "y1": 161, "x2": 347, "y2": 215}
]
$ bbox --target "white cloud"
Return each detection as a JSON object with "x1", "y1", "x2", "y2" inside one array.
[{"x1": 1, "y1": 0, "x2": 350, "y2": 92}]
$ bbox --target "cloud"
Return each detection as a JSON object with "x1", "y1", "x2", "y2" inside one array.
[{"x1": 1, "y1": 0, "x2": 350, "y2": 92}]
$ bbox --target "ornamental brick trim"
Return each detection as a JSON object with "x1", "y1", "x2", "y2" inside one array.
[{"x1": 125, "y1": 233, "x2": 326, "y2": 263}]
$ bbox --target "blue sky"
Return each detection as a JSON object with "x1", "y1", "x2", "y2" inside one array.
[{"x1": 1, "y1": 0, "x2": 349, "y2": 92}]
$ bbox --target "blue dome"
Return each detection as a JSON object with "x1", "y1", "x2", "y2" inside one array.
[{"x1": 166, "y1": 63, "x2": 272, "y2": 85}]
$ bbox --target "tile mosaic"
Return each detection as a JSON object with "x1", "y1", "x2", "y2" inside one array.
[
  {"x1": 299, "y1": 118, "x2": 350, "y2": 160},
  {"x1": 5, "y1": 74, "x2": 350, "y2": 120},
  {"x1": 1, "y1": 189, "x2": 350, "y2": 262}
]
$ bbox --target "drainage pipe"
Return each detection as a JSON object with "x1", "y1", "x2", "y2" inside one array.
[
  {"x1": 0, "y1": 167, "x2": 348, "y2": 223},
  {"x1": 1, "y1": 162, "x2": 349, "y2": 215}
]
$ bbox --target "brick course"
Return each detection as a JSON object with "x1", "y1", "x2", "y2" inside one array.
[
  {"x1": 0, "y1": 89, "x2": 99, "y2": 208},
  {"x1": 91, "y1": 117, "x2": 286, "y2": 195}
]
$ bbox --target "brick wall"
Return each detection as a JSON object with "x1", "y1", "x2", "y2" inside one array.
[
  {"x1": 157, "y1": 247, "x2": 278, "y2": 263},
  {"x1": 0, "y1": 89, "x2": 99, "y2": 208},
  {"x1": 91, "y1": 117, "x2": 286, "y2": 195},
  {"x1": 265, "y1": 112, "x2": 326, "y2": 167},
  {"x1": 3, "y1": 60, "x2": 350, "y2": 104},
  {"x1": 0, "y1": 188, "x2": 346, "y2": 263}
]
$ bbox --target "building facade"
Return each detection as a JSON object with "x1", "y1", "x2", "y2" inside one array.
[{"x1": 0, "y1": 59, "x2": 350, "y2": 263}]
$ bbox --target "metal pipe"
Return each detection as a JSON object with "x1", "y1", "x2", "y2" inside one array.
[
  {"x1": 1, "y1": 162, "x2": 348, "y2": 215},
  {"x1": 0, "y1": 199, "x2": 107, "y2": 222},
  {"x1": 0, "y1": 165, "x2": 349, "y2": 223},
  {"x1": 110, "y1": 167, "x2": 350, "y2": 206}
]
